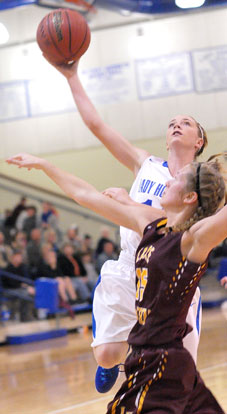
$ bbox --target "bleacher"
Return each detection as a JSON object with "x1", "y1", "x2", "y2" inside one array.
[{"x1": 0, "y1": 269, "x2": 92, "y2": 345}]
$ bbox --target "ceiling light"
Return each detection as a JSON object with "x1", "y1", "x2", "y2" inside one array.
[
  {"x1": 0, "y1": 22, "x2": 9, "y2": 45},
  {"x1": 175, "y1": 0, "x2": 206, "y2": 9}
]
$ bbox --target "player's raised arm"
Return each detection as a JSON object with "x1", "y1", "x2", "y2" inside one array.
[
  {"x1": 6, "y1": 153, "x2": 162, "y2": 235},
  {"x1": 181, "y1": 205, "x2": 227, "y2": 264},
  {"x1": 43, "y1": 57, "x2": 150, "y2": 176}
]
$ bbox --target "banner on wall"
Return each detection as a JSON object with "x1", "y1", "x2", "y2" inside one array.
[
  {"x1": 135, "y1": 52, "x2": 194, "y2": 100},
  {"x1": 191, "y1": 45, "x2": 227, "y2": 93},
  {"x1": 80, "y1": 63, "x2": 135, "y2": 105},
  {"x1": 0, "y1": 63, "x2": 135, "y2": 122},
  {"x1": 27, "y1": 76, "x2": 76, "y2": 116},
  {"x1": 0, "y1": 81, "x2": 28, "y2": 122},
  {"x1": 1, "y1": 46, "x2": 227, "y2": 122}
]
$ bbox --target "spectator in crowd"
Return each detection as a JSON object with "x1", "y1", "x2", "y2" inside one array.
[
  {"x1": 26, "y1": 228, "x2": 43, "y2": 278},
  {"x1": 41, "y1": 202, "x2": 62, "y2": 244},
  {"x1": 37, "y1": 249, "x2": 77, "y2": 308},
  {"x1": 0, "y1": 209, "x2": 12, "y2": 237},
  {"x1": 40, "y1": 201, "x2": 59, "y2": 230},
  {"x1": 95, "y1": 240, "x2": 117, "y2": 274},
  {"x1": 16, "y1": 206, "x2": 29, "y2": 232},
  {"x1": 79, "y1": 234, "x2": 95, "y2": 260},
  {"x1": 95, "y1": 226, "x2": 115, "y2": 258},
  {"x1": 0, "y1": 231, "x2": 12, "y2": 269},
  {"x1": 22, "y1": 206, "x2": 38, "y2": 240},
  {"x1": 43, "y1": 228, "x2": 60, "y2": 253},
  {"x1": 41, "y1": 201, "x2": 54, "y2": 227},
  {"x1": 4, "y1": 196, "x2": 27, "y2": 239},
  {"x1": 11, "y1": 231, "x2": 28, "y2": 263},
  {"x1": 81, "y1": 252, "x2": 98, "y2": 285},
  {"x1": 40, "y1": 242, "x2": 53, "y2": 259},
  {"x1": 2, "y1": 250, "x2": 35, "y2": 322},
  {"x1": 63, "y1": 225, "x2": 82, "y2": 252},
  {"x1": 57, "y1": 243, "x2": 94, "y2": 302}
]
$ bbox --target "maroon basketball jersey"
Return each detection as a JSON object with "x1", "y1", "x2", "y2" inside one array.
[{"x1": 128, "y1": 218, "x2": 208, "y2": 347}]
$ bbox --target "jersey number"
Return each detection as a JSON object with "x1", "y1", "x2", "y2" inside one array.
[{"x1": 136, "y1": 268, "x2": 148, "y2": 302}]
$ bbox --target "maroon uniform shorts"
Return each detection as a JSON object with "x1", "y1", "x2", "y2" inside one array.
[{"x1": 106, "y1": 344, "x2": 224, "y2": 414}]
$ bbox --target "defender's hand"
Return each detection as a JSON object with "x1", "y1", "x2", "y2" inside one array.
[{"x1": 6, "y1": 153, "x2": 43, "y2": 170}]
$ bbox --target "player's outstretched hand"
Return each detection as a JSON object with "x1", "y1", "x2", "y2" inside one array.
[
  {"x1": 220, "y1": 276, "x2": 227, "y2": 289},
  {"x1": 43, "y1": 53, "x2": 80, "y2": 80},
  {"x1": 102, "y1": 187, "x2": 134, "y2": 206},
  {"x1": 6, "y1": 153, "x2": 43, "y2": 170}
]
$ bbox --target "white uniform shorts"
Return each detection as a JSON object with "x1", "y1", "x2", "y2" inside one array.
[{"x1": 92, "y1": 256, "x2": 202, "y2": 364}]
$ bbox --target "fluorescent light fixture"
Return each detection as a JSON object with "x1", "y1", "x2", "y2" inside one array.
[
  {"x1": 175, "y1": 0, "x2": 205, "y2": 8},
  {"x1": 0, "y1": 22, "x2": 9, "y2": 45}
]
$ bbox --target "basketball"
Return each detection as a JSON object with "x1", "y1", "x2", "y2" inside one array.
[{"x1": 36, "y1": 8, "x2": 91, "y2": 65}]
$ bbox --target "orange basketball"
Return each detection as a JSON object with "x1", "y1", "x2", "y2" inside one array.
[{"x1": 36, "y1": 8, "x2": 91, "y2": 65}]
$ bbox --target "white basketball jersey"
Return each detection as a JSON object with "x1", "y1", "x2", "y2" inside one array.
[{"x1": 120, "y1": 155, "x2": 172, "y2": 256}]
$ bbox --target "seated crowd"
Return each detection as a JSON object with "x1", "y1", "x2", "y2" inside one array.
[{"x1": 0, "y1": 196, "x2": 119, "y2": 322}]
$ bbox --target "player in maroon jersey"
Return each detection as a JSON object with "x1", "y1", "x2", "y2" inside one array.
[{"x1": 6, "y1": 152, "x2": 226, "y2": 413}]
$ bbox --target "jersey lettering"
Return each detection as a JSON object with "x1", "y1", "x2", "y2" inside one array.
[
  {"x1": 136, "y1": 246, "x2": 155, "y2": 264},
  {"x1": 136, "y1": 306, "x2": 151, "y2": 325},
  {"x1": 139, "y1": 179, "x2": 156, "y2": 193},
  {"x1": 154, "y1": 183, "x2": 166, "y2": 197},
  {"x1": 138, "y1": 179, "x2": 166, "y2": 199}
]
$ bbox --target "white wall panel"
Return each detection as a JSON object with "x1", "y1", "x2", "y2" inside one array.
[{"x1": 0, "y1": 7, "x2": 227, "y2": 159}]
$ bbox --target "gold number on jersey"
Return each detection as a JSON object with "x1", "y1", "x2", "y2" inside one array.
[{"x1": 136, "y1": 268, "x2": 148, "y2": 302}]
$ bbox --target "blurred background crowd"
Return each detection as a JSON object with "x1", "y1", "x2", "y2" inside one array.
[{"x1": 0, "y1": 196, "x2": 120, "y2": 322}]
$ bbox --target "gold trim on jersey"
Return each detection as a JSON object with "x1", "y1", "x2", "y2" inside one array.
[
  {"x1": 136, "y1": 351, "x2": 168, "y2": 414},
  {"x1": 156, "y1": 218, "x2": 168, "y2": 229},
  {"x1": 165, "y1": 256, "x2": 187, "y2": 300}
]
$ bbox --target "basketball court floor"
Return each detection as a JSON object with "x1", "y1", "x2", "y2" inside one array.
[{"x1": 0, "y1": 304, "x2": 226, "y2": 414}]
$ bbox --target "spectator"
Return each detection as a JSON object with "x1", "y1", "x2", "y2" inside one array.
[
  {"x1": 37, "y1": 249, "x2": 77, "y2": 307},
  {"x1": 95, "y1": 226, "x2": 115, "y2": 258},
  {"x1": 0, "y1": 231, "x2": 12, "y2": 269},
  {"x1": 40, "y1": 201, "x2": 58, "y2": 229},
  {"x1": 11, "y1": 231, "x2": 28, "y2": 263},
  {"x1": 4, "y1": 196, "x2": 27, "y2": 239},
  {"x1": 0, "y1": 209, "x2": 13, "y2": 243},
  {"x1": 57, "y1": 243, "x2": 94, "y2": 302},
  {"x1": 63, "y1": 225, "x2": 82, "y2": 252},
  {"x1": 16, "y1": 208, "x2": 29, "y2": 232},
  {"x1": 40, "y1": 202, "x2": 62, "y2": 243},
  {"x1": 79, "y1": 234, "x2": 95, "y2": 260},
  {"x1": 81, "y1": 252, "x2": 98, "y2": 285},
  {"x1": 2, "y1": 251, "x2": 35, "y2": 322},
  {"x1": 43, "y1": 228, "x2": 60, "y2": 253},
  {"x1": 22, "y1": 206, "x2": 38, "y2": 240},
  {"x1": 26, "y1": 228, "x2": 43, "y2": 277},
  {"x1": 95, "y1": 240, "x2": 117, "y2": 275}
]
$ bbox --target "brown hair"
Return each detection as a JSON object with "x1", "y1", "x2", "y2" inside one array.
[{"x1": 166, "y1": 153, "x2": 226, "y2": 233}]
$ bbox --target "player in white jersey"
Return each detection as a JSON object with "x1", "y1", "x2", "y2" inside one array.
[
  {"x1": 44, "y1": 58, "x2": 208, "y2": 392},
  {"x1": 93, "y1": 156, "x2": 171, "y2": 347}
]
